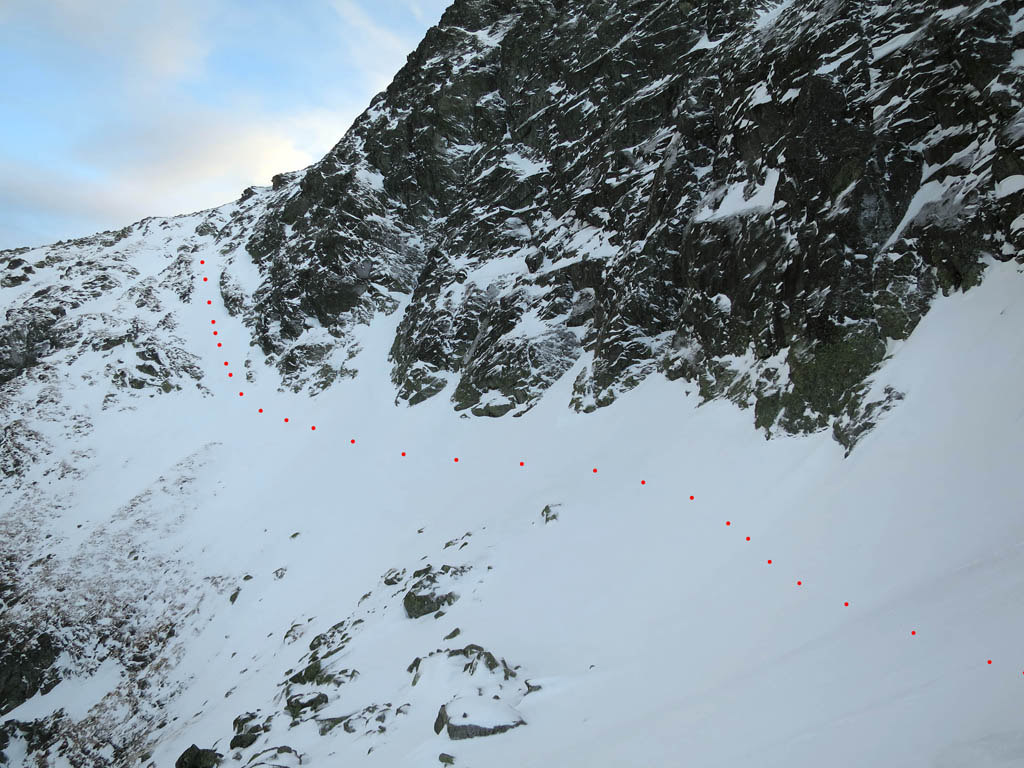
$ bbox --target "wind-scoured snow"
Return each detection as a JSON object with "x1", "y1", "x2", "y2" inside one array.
[
  {"x1": 754, "y1": 0, "x2": 796, "y2": 31},
  {"x1": 688, "y1": 32, "x2": 725, "y2": 52},
  {"x1": 882, "y1": 179, "x2": 947, "y2": 250},
  {"x1": 995, "y1": 175, "x2": 1024, "y2": 199},
  {"x1": 694, "y1": 169, "x2": 780, "y2": 222},
  {"x1": 872, "y1": 28, "x2": 922, "y2": 60}
]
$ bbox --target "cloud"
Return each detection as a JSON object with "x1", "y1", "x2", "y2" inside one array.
[
  {"x1": 330, "y1": 0, "x2": 418, "y2": 92},
  {"x1": 0, "y1": 1, "x2": 449, "y2": 250},
  {"x1": 3, "y1": 0, "x2": 211, "y2": 82},
  {"x1": 406, "y1": 2, "x2": 428, "y2": 22},
  {"x1": 136, "y1": 5, "x2": 210, "y2": 79},
  {"x1": 0, "y1": 104, "x2": 358, "y2": 249},
  {"x1": 70, "y1": 102, "x2": 360, "y2": 192}
]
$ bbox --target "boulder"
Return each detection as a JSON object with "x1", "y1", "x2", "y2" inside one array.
[{"x1": 174, "y1": 744, "x2": 221, "y2": 768}]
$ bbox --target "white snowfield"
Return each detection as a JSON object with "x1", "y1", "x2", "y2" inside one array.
[{"x1": 4, "y1": 242, "x2": 1024, "y2": 767}]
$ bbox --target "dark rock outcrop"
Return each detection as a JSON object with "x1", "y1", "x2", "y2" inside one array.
[
  {"x1": 434, "y1": 700, "x2": 526, "y2": 740},
  {"x1": 402, "y1": 564, "x2": 467, "y2": 618},
  {"x1": 0, "y1": 632, "x2": 60, "y2": 716},
  {"x1": 174, "y1": 744, "x2": 222, "y2": 768},
  {"x1": 404, "y1": 589, "x2": 458, "y2": 619}
]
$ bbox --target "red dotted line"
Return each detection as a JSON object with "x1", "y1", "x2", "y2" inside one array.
[
  {"x1": 197, "y1": 262, "x2": 1006, "y2": 673},
  {"x1": 717, "y1": 512, "x2": 1007, "y2": 660}
]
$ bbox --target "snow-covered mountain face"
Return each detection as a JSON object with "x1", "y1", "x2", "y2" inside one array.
[
  {"x1": 1, "y1": 0, "x2": 1022, "y2": 766},
  {"x1": 245, "y1": 0, "x2": 1023, "y2": 446}
]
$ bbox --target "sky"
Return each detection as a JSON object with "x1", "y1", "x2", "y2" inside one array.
[{"x1": 0, "y1": 0, "x2": 451, "y2": 250}]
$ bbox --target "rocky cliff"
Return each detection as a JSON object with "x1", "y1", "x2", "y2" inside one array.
[{"x1": 243, "y1": 0, "x2": 1023, "y2": 447}]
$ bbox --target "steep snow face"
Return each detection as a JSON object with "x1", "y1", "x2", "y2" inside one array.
[{"x1": 2, "y1": 234, "x2": 1023, "y2": 767}]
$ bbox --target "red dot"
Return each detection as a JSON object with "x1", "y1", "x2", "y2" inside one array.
[
  {"x1": 284, "y1": 418, "x2": 289, "y2": 423},
  {"x1": 767, "y1": 560, "x2": 772, "y2": 564},
  {"x1": 640, "y1": 480, "x2": 645, "y2": 485},
  {"x1": 228, "y1": 372, "x2": 233, "y2": 377},
  {"x1": 200, "y1": 260, "x2": 205, "y2": 264},
  {"x1": 211, "y1": 320, "x2": 216, "y2": 324},
  {"x1": 746, "y1": 536, "x2": 751, "y2": 541},
  {"x1": 351, "y1": 439, "x2": 356, "y2": 444},
  {"x1": 224, "y1": 361, "x2": 228, "y2": 366},
  {"x1": 725, "y1": 521, "x2": 730, "y2": 526},
  {"x1": 454, "y1": 457, "x2": 459, "y2": 462},
  {"x1": 797, "y1": 581, "x2": 802, "y2": 586},
  {"x1": 844, "y1": 602, "x2": 849, "y2": 607},
  {"x1": 311, "y1": 426, "x2": 316, "y2": 431},
  {"x1": 689, "y1": 495, "x2": 694, "y2": 500},
  {"x1": 258, "y1": 408, "x2": 263, "y2": 413},
  {"x1": 592, "y1": 468, "x2": 597, "y2": 473},
  {"x1": 401, "y1": 451, "x2": 406, "y2": 456},
  {"x1": 207, "y1": 300, "x2": 212, "y2": 305},
  {"x1": 217, "y1": 342, "x2": 222, "y2": 347},
  {"x1": 203, "y1": 277, "x2": 208, "y2": 282},
  {"x1": 238, "y1": 392, "x2": 243, "y2": 396},
  {"x1": 911, "y1": 631, "x2": 916, "y2": 636},
  {"x1": 520, "y1": 462, "x2": 525, "y2": 467},
  {"x1": 987, "y1": 660, "x2": 992, "y2": 665},
  {"x1": 213, "y1": 331, "x2": 218, "y2": 335}
]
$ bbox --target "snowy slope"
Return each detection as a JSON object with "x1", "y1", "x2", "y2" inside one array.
[{"x1": 4, "y1": 234, "x2": 1023, "y2": 766}]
